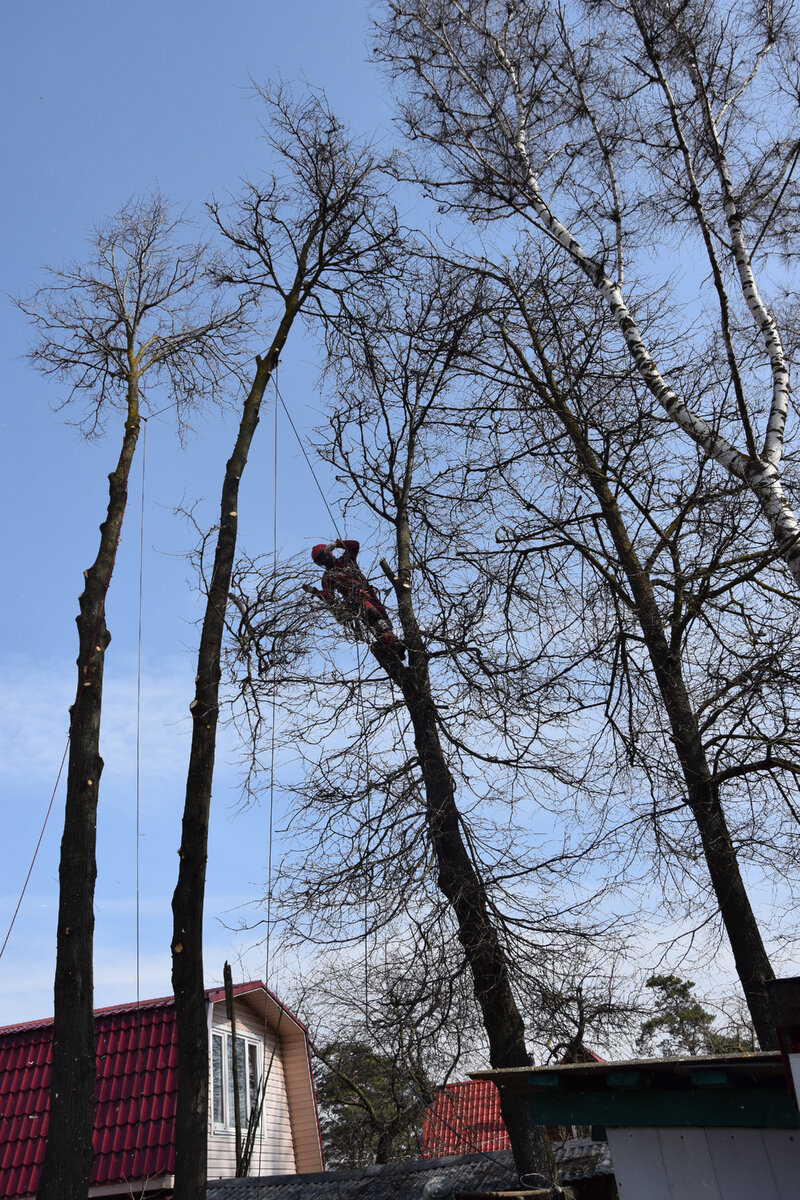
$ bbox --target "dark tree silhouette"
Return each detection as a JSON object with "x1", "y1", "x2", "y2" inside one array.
[{"x1": 19, "y1": 192, "x2": 245, "y2": 1200}]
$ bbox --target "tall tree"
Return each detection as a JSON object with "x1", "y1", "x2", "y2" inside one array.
[
  {"x1": 169, "y1": 86, "x2": 397, "y2": 1200},
  {"x1": 292, "y1": 942, "x2": 478, "y2": 1169},
  {"x1": 228, "y1": 259, "x2": 613, "y2": 1191},
  {"x1": 19, "y1": 193, "x2": 245, "y2": 1200},
  {"x1": 375, "y1": 0, "x2": 800, "y2": 585},
  {"x1": 474, "y1": 253, "x2": 796, "y2": 1045}
]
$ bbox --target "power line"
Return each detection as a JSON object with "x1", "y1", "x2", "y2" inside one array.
[{"x1": 133, "y1": 415, "x2": 148, "y2": 1180}]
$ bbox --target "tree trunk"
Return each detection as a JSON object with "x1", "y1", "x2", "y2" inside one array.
[
  {"x1": 373, "y1": 510, "x2": 558, "y2": 1189},
  {"x1": 571, "y1": 432, "x2": 775, "y2": 1046},
  {"x1": 38, "y1": 398, "x2": 140, "y2": 1200},
  {"x1": 515, "y1": 338, "x2": 778, "y2": 1047},
  {"x1": 170, "y1": 307, "x2": 301, "y2": 1198}
]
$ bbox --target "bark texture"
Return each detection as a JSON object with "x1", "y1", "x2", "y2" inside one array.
[
  {"x1": 170, "y1": 348, "x2": 279, "y2": 1200},
  {"x1": 504, "y1": 319, "x2": 777, "y2": 1047},
  {"x1": 372, "y1": 508, "x2": 559, "y2": 1190},
  {"x1": 37, "y1": 402, "x2": 140, "y2": 1200}
]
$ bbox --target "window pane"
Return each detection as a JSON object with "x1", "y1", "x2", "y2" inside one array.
[
  {"x1": 248, "y1": 1042, "x2": 259, "y2": 1117},
  {"x1": 227, "y1": 1035, "x2": 247, "y2": 1126},
  {"x1": 236, "y1": 1036, "x2": 247, "y2": 1114},
  {"x1": 212, "y1": 1035, "x2": 224, "y2": 1124}
]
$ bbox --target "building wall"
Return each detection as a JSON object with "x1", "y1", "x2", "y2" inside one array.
[
  {"x1": 279, "y1": 1023, "x2": 323, "y2": 1173},
  {"x1": 206, "y1": 997, "x2": 297, "y2": 1180},
  {"x1": 608, "y1": 1126, "x2": 800, "y2": 1200}
]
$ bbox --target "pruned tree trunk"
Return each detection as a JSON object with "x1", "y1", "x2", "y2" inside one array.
[
  {"x1": 372, "y1": 507, "x2": 558, "y2": 1190},
  {"x1": 20, "y1": 192, "x2": 246, "y2": 1200},
  {"x1": 170, "y1": 342, "x2": 283, "y2": 1200},
  {"x1": 169, "y1": 84, "x2": 393, "y2": 1193},
  {"x1": 38, "y1": 397, "x2": 140, "y2": 1200}
]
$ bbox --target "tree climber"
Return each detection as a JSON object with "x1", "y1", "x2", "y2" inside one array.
[{"x1": 305, "y1": 539, "x2": 406, "y2": 659}]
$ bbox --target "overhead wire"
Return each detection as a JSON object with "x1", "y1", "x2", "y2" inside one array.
[
  {"x1": 355, "y1": 640, "x2": 372, "y2": 1033},
  {"x1": 255, "y1": 368, "x2": 285, "y2": 1190},
  {"x1": 135, "y1": 418, "x2": 147, "y2": 1012},
  {"x1": 0, "y1": 423, "x2": 137, "y2": 963}
]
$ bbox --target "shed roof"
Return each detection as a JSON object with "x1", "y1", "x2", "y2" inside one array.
[
  {"x1": 206, "y1": 1143, "x2": 613, "y2": 1199},
  {"x1": 473, "y1": 1052, "x2": 800, "y2": 1130},
  {"x1": 0, "y1": 981, "x2": 301, "y2": 1199}
]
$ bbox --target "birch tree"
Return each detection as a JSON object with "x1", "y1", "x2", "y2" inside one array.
[
  {"x1": 168, "y1": 87, "x2": 397, "y2": 1200},
  {"x1": 18, "y1": 194, "x2": 246, "y2": 1200},
  {"x1": 375, "y1": 0, "x2": 800, "y2": 585}
]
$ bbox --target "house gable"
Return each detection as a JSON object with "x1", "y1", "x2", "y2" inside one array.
[{"x1": 0, "y1": 982, "x2": 321, "y2": 1200}]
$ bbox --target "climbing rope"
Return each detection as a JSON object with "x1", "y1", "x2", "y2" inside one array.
[
  {"x1": 274, "y1": 376, "x2": 342, "y2": 539},
  {"x1": 0, "y1": 409, "x2": 147, "y2": 963}
]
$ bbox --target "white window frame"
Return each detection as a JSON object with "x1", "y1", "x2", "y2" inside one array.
[{"x1": 211, "y1": 1027, "x2": 262, "y2": 1134}]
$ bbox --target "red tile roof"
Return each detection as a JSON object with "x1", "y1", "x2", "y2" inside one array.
[
  {"x1": 421, "y1": 1079, "x2": 511, "y2": 1158},
  {"x1": 421, "y1": 1055, "x2": 604, "y2": 1160},
  {"x1": 0, "y1": 982, "x2": 265, "y2": 1199}
]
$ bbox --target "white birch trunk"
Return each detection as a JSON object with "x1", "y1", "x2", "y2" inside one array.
[{"x1": 446, "y1": 3, "x2": 800, "y2": 588}]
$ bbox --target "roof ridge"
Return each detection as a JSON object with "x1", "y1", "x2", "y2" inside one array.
[{"x1": 0, "y1": 979, "x2": 274, "y2": 1036}]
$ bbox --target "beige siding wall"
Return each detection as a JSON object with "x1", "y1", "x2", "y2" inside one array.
[
  {"x1": 281, "y1": 1029, "x2": 324, "y2": 1173},
  {"x1": 206, "y1": 997, "x2": 297, "y2": 1180}
]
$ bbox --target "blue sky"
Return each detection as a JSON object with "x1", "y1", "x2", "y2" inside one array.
[
  {"x1": 1, "y1": 1, "x2": 789, "y2": 1034},
  {"x1": 0, "y1": 0, "x2": 396, "y2": 1024}
]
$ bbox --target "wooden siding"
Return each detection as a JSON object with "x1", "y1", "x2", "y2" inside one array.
[{"x1": 206, "y1": 996, "x2": 297, "y2": 1180}]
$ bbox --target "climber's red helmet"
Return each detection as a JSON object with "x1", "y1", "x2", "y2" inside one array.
[{"x1": 311, "y1": 543, "x2": 333, "y2": 565}]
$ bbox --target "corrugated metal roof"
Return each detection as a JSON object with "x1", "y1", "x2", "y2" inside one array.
[
  {"x1": 0, "y1": 981, "x2": 272, "y2": 1200},
  {"x1": 420, "y1": 1054, "x2": 604, "y2": 1162},
  {"x1": 205, "y1": 1144, "x2": 613, "y2": 1199},
  {"x1": 421, "y1": 1080, "x2": 511, "y2": 1157}
]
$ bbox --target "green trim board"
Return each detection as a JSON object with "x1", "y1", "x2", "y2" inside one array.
[
  {"x1": 472, "y1": 1053, "x2": 800, "y2": 1130},
  {"x1": 524, "y1": 1082, "x2": 798, "y2": 1129}
]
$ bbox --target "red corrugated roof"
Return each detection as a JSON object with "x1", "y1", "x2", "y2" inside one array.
[
  {"x1": 0, "y1": 982, "x2": 266, "y2": 1199},
  {"x1": 421, "y1": 1055, "x2": 604, "y2": 1159},
  {"x1": 421, "y1": 1079, "x2": 511, "y2": 1157}
]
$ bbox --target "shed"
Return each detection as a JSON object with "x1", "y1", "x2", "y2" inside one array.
[{"x1": 475, "y1": 1053, "x2": 799, "y2": 1199}]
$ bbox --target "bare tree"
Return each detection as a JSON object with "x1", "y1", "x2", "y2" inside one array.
[
  {"x1": 226, "y1": 259, "x2": 628, "y2": 1193},
  {"x1": 231, "y1": 239, "x2": 799, "y2": 1117},
  {"x1": 18, "y1": 192, "x2": 246, "y2": 1200},
  {"x1": 470, "y1": 252, "x2": 798, "y2": 1045},
  {"x1": 292, "y1": 944, "x2": 465, "y2": 1167},
  {"x1": 375, "y1": 0, "x2": 800, "y2": 585},
  {"x1": 168, "y1": 86, "x2": 397, "y2": 1200}
]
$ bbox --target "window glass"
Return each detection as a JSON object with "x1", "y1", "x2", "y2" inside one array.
[
  {"x1": 247, "y1": 1042, "x2": 259, "y2": 1115},
  {"x1": 212, "y1": 1029, "x2": 260, "y2": 1130},
  {"x1": 212, "y1": 1034, "x2": 224, "y2": 1124},
  {"x1": 227, "y1": 1034, "x2": 248, "y2": 1122}
]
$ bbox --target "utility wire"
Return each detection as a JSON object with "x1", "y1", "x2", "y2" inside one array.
[
  {"x1": 133, "y1": 415, "x2": 148, "y2": 1180},
  {"x1": 256, "y1": 370, "x2": 282, "y2": 1191}
]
